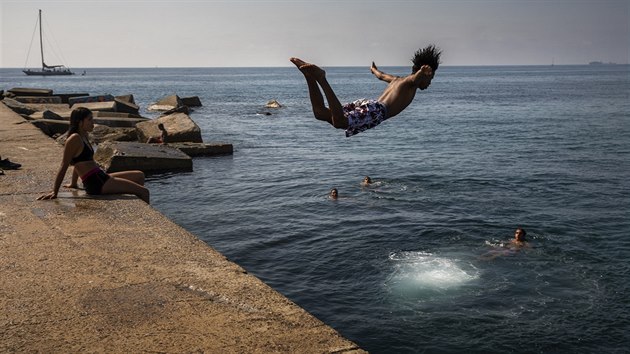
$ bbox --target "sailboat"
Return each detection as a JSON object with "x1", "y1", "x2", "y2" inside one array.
[{"x1": 23, "y1": 9, "x2": 74, "y2": 76}]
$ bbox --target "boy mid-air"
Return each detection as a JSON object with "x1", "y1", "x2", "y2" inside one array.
[{"x1": 290, "y1": 45, "x2": 441, "y2": 137}]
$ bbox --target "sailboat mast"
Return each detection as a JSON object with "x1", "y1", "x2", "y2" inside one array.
[{"x1": 38, "y1": 9, "x2": 45, "y2": 69}]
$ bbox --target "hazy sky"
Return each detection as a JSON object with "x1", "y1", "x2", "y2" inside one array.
[{"x1": 1, "y1": 0, "x2": 628, "y2": 68}]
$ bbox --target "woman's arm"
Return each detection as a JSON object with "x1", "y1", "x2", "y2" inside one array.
[
  {"x1": 371, "y1": 62, "x2": 397, "y2": 83},
  {"x1": 37, "y1": 135, "x2": 81, "y2": 200},
  {"x1": 64, "y1": 168, "x2": 79, "y2": 189}
]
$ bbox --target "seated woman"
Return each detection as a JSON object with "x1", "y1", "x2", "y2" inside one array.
[{"x1": 38, "y1": 107, "x2": 150, "y2": 203}]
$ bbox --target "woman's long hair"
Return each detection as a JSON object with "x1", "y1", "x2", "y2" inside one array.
[{"x1": 68, "y1": 107, "x2": 92, "y2": 136}]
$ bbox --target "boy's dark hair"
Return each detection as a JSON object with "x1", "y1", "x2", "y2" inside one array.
[{"x1": 412, "y1": 45, "x2": 442, "y2": 74}]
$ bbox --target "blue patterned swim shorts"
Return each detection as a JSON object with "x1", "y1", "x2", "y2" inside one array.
[{"x1": 343, "y1": 99, "x2": 389, "y2": 137}]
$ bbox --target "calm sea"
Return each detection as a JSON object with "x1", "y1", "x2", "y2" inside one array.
[{"x1": 2, "y1": 64, "x2": 629, "y2": 353}]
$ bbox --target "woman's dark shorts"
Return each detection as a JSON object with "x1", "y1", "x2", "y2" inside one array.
[{"x1": 81, "y1": 168, "x2": 110, "y2": 195}]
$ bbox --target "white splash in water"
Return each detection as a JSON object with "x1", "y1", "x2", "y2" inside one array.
[{"x1": 388, "y1": 251, "x2": 479, "y2": 292}]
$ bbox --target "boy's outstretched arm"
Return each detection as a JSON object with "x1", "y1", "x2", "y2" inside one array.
[{"x1": 371, "y1": 62, "x2": 397, "y2": 83}]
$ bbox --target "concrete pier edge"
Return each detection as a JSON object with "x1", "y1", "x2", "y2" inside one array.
[{"x1": 0, "y1": 103, "x2": 365, "y2": 353}]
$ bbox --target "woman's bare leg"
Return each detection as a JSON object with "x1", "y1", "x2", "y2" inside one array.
[
  {"x1": 290, "y1": 57, "x2": 348, "y2": 128},
  {"x1": 109, "y1": 170, "x2": 145, "y2": 186},
  {"x1": 101, "y1": 176, "x2": 150, "y2": 204}
]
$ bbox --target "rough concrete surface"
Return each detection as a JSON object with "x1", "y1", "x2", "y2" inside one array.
[{"x1": 0, "y1": 103, "x2": 365, "y2": 353}]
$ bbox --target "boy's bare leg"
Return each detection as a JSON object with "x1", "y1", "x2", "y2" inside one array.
[
  {"x1": 305, "y1": 74, "x2": 333, "y2": 124},
  {"x1": 290, "y1": 58, "x2": 348, "y2": 128}
]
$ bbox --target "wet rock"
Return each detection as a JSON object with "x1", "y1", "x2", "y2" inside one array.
[
  {"x1": 136, "y1": 113, "x2": 202, "y2": 143},
  {"x1": 265, "y1": 99, "x2": 282, "y2": 108}
]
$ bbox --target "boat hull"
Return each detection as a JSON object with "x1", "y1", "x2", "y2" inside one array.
[{"x1": 23, "y1": 70, "x2": 74, "y2": 76}]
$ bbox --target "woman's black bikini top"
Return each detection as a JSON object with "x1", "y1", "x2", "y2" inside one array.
[{"x1": 70, "y1": 138, "x2": 94, "y2": 165}]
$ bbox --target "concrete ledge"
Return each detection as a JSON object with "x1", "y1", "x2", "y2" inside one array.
[
  {"x1": 95, "y1": 141, "x2": 193, "y2": 173},
  {"x1": 167, "y1": 142, "x2": 234, "y2": 157},
  {"x1": 0, "y1": 102, "x2": 365, "y2": 352},
  {"x1": 71, "y1": 101, "x2": 117, "y2": 112},
  {"x1": 14, "y1": 96, "x2": 62, "y2": 104}
]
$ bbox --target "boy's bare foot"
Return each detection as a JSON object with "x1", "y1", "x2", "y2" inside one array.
[
  {"x1": 289, "y1": 57, "x2": 325, "y2": 79},
  {"x1": 371, "y1": 61, "x2": 378, "y2": 73}
]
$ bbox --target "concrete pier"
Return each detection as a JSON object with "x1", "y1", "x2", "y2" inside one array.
[{"x1": 0, "y1": 103, "x2": 365, "y2": 353}]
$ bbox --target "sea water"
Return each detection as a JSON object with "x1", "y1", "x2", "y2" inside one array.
[{"x1": 2, "y1": 65, "x2": 629, "y2": 353}]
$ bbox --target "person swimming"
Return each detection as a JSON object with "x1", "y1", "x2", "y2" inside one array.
[{"x1": 480, "y1": 227, "x2": 529, "y2": 260}]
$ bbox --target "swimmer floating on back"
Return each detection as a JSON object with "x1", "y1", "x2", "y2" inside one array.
[{"x1": 290, "y1": 45, "x2": 441, "y2": 137}]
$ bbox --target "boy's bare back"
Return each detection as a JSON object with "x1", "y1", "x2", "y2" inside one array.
[{"x1": 375, "y1": 65, "x2": 434, "y2": 118}]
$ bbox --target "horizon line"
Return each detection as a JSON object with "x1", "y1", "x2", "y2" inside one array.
[{"x1": 3, "y1": 63, "x2": 629, "y2": 70}]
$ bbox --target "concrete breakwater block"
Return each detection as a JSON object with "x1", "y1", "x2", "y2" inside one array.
[
  {"x1": 23, "y1": 103, "x2": 71, "y2": 115},
  {"x1": 68, "y1": 94, "x2": 115, "y2": 106},
  {"x1": 28, "y1": 110, "x2": 70, "y2": 121},
  {"x1": 95, "y1": 141, "x2": 192, "y2": 173},
  {"x1": 28, "y1": 111, "x2": 147, "y2": 125},
  {"x1": 71, "y1": 101, "x2": 117, "y2": 112},
  {"x1": 93, "y1": 111, "x2": 146, "y2": 119},
  {"x1": 92, "y1": 116, "x2": 147, "y2": 128},
  {"x1": 90, "y1": 125, "x2": 138, "y2": 143},
  {"x1": 115, "y1": 94, "x2": 136, "y2": 104},
  {"x1": 148, "y1": 94, "x2": 183, "y2": 111},
  {"x1": 114, "y1": 98, "x2": 140, "y2": 115},
  {"x1": 30, "y1": 119, "x2": 69, "y2": 137},
  {"x1": 7, "y1": 87, "x2": 53, "y2": 96},
  {"x1": 136, "y1": 113, "x2": 202, "y2": 143},
  {"x1": 14, "y1": 96, "x2": 62, "y2": 104},
  {"x1": 56, "y1": 93, "x2": 90, "y2": 104},
  {"x1": 181, "y1": 96, "x2": 202, "y2": 107},
  {"x1": 167, "y1": 142, "x2": 233, "y2": 157}
]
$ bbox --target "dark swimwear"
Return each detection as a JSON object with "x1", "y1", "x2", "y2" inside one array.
[
  {"x1": 70, "y1": 138, "x2": 94, "y2": 165},
  {"x1": 81, "y1": 167, "x2": 110, "y2": 195}
]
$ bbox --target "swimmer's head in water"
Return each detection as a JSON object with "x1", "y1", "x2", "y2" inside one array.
[
  {"x1": 514, "y1": 227, "x2": 527, "y2": 242},
  {"x1": 362, "y1": 176, "x2": 372, "y2": 184},
  {"x1": 329, "y1": 188, "x2": 338, "y2": 199}
]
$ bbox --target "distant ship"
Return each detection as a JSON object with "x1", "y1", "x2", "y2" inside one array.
[
  {"x1": 23, "y1": 9, "x2": 74, "y2": 76},
  {"x1": 589, "y1": 61, "x2": 617, "y2": 65}
]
